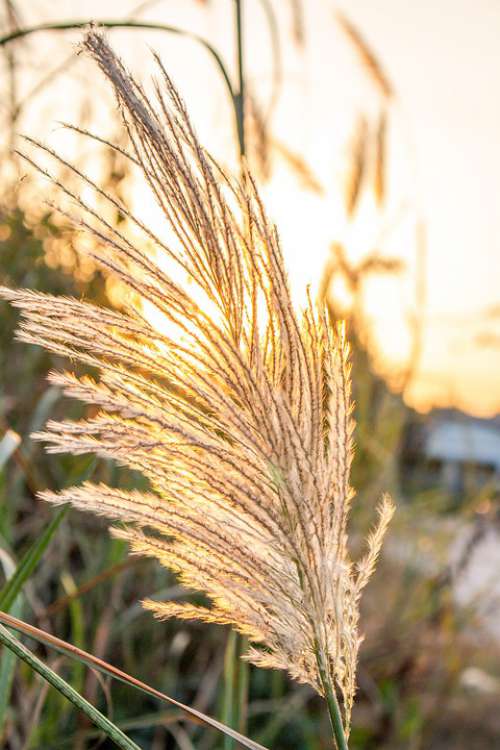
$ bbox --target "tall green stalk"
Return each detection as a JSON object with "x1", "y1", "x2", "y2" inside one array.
[
  {"x1": 234, "y1": 0, "x2": 245, "y2": 159},
  {"x1": 222, "y1": 630, "x2": 250, "y2": 750}
]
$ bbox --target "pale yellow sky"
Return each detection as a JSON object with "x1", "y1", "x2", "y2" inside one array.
[
  {"x1": 342, "y1": 0, "x2": 500, "y2": 416},
  {"x1": 3, "y1": 0, "x2": 500, "y2": 417}
]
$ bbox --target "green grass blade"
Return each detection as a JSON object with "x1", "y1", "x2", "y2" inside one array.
[
  {"x1": 237, "y1": 638, "x2": 249, "y2": 734},
  {"x1": 0, "y1": 623, "x2": 141, "y2": 750},
  {"x1": 0, "y1": 457, "x2": 96, "y2": 614},
  {"x1": 61, "y1": 571, "x2": 85, "y2": 694},
  {"x1": 222, "y1": 629, "x2": 237, "y2": 750},
  {"x1": 0, "y1": 551, "x2": 22, "y2": 736},
  {"x1": 222, "y1": 632, "x2": 249, "y2": 750},
  {"x1": 0, "y1": 506, "x2": 69, "y2": 613},
  {"x1": 0, "y1": 630, "x2": 18, "y2": 737},
  {"x1": 0, "y1": 600, "x2": 22, "y2": 737},
  {"x1": 0, "y1": 611, "x2": 269, "y2": 750},
  {"x1": 0, "y1": 20, "x2": 236, "y2": 107}
]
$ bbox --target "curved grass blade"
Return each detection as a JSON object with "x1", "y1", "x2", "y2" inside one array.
[
  {"x1": 0, "y1": 550, "x2": 23, "y2": 736},
  {"x1": 0, "y1": 457, "x2": 96, "y2": 613},
  {"x1": 0, "y1": 20, "x2": 235, "y2": 108},
  {"x1": 0, "y1": 623, "x2": 141, "y2": 750},
  {"x1": 0, "y1": 607, "x2": 19, "y2": 736},
  {"x1": 0, "y1": 507, "x2": 68, "y2": 613},
  {"x1": 0, "y1": 611, "x2": 269, "y2": 750}
]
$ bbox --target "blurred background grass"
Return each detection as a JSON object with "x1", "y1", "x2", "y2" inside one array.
[{"x1": 1, "y1": 2, "x2": 500, "y2": 749}]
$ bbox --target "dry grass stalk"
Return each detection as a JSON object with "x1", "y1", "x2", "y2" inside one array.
[
  {"x1": 335, "y1": 12, "x2": 393, "y2": 100},
  {"x1": 288, "y1": 0, "x2": 305, "y2": 46},
  {"x1": 344, "y1": 115, "x2": 368, "y2": 217},
  {"x1": 373, "y1": 109, "x2": 387, "y2": 206},
  {"x1": 273, "y1": 139, "x2": 324, "y2": 195},
  {"x1": 1, "y1": 30, "x2": 394, "y2": 737}
]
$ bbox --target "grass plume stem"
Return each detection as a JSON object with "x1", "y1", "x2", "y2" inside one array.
[{"x1": 315, "y1": 646, "x2": 349, "y2": 750}]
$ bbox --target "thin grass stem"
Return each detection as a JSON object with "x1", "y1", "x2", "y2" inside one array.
[
  {"x1": 222, "y1": 629, "x2": 237, "y2": 750},
  {"x1": 236, "y1": 636, "x2": 249, "y2": 734},
  {"x1": 315, "y1": 649, "x2": 349, "y2": 750},
  {"x1": 234, "y1": 0, "x2": 245, "y2": 158}
]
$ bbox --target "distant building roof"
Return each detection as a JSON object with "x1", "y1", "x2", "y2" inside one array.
[{"x1": 425, "y1": 414, "x2": 500, "y2": 469}]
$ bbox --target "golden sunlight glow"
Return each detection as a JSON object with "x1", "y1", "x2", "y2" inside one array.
[{"x1": 6, "y1": 0, "x2": 499, "y2": 417}]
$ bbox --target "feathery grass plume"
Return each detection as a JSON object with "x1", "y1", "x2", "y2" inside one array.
[{"x1": 0, "y1": 30, "x2": 394, "y2": 741}]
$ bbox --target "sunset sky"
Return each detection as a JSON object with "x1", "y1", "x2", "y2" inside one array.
[{"x1": 3, "y1": 0, "x2": 500, "y2": 417}]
